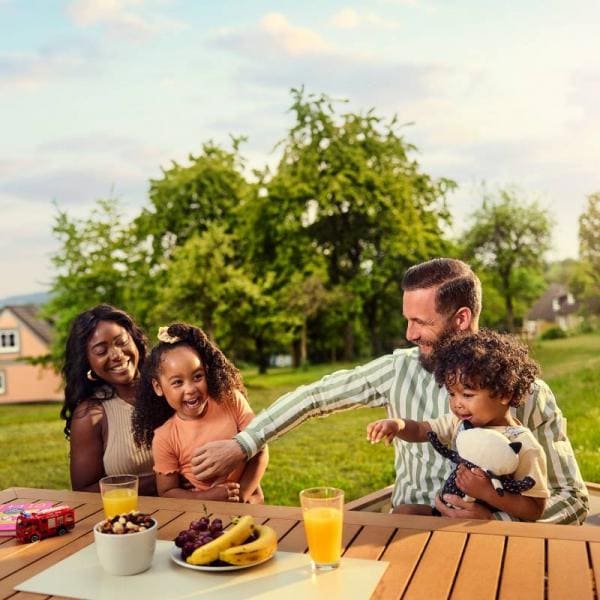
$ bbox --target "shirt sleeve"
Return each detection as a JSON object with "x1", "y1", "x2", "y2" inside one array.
[
  {"x1": 235, "y1": 353, "x2": 398, "y2": 457},
  {"x1": 152, "y1": 425, "x2": 179, "y2": 475},
  {"x1": 517, "y1": 380, "x2": 589, "y2": 524},
  {"x1": 427, "y1": 413, "x2": 456, "y2": 445},
  {"x1": 516, "y1": 443, "x2": 550, "y2": 499},
  {"x1": 232, "y1": 390, "x2": 256, "y2": 431}
]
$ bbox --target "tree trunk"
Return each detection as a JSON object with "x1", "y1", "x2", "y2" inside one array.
[
  {"x1": 292, "y1": 339, "x2": 301, "y2": 368},
  {"x1": 343, "y1": 322, "x2": 354, "y2": 361},
  {"x1": 505, "y1": 294, "x2": 515, "y2": 333},
  {"x1": 300, "y1": 320, "x2": 308, "y2": 366},
  {"x1": 255, "y1": 337, "x2": 269, "y2": 374}
]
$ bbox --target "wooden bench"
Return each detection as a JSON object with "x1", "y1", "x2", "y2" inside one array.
[{"x1": 346, "y1": 482, "x2": 600, "y2": 526}]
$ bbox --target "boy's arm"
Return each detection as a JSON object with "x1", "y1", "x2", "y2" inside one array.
[
  {"x1": 367, "y1": 418, "x2": 432, "y2": 444},
  {"x1": 238, "y1": 446, "x2": 269, "y2": 503},
  {"x1": 455, "y1": 466, "x2": 546, "y2": 521}
]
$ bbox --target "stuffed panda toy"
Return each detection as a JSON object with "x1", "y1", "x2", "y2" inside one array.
[{"x1": 427, "y1": 421, "x2": 536, "y2": 512}]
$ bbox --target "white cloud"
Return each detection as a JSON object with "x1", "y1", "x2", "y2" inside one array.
[
  {"x1": 330, "y1": 7, "x2": 401, "y2": 30},
  {"x1": 66, "y1": 0, "x2": 184, "y2": 38},
  {"x1": 257, "y1": 12, "x2": 332, "y2": 56}
]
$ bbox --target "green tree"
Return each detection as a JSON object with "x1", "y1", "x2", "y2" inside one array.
[
  {"x1": 462, "y1": 188, "x2": 552, "y2": 332},
  {"x1": 577, "y1": 192, "x2": 600, "y2": 316},
  {"x1": 249, "y1": 88, "x2": 455, "y2": 359},
  {"x1": 43, "y1": 199, "x2": 138, "y2": 367}
]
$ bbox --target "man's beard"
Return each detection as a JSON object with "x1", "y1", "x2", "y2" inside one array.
[{"x1": 417, "y1": 327, "x2": 455, "y2": 373}]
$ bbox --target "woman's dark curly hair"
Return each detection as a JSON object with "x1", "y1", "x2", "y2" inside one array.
[
  {"x1": 432, "y1": 329, "x2": 540, "y2": 407},
  {"x1": 60, "y1": 304, "x2": 148, "y2": 438},
  {"x1": 132, "y1": 323, "x2": 247, "y2": 449}
]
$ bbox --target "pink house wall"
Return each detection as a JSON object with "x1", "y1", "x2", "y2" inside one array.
[{"x1": 0, "y1": 309, "x2": 63, "y2": 403}]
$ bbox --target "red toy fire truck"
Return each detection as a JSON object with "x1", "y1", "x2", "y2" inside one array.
[{"x1": 15, "y1": 506, "x2": 75, "y2": 543}]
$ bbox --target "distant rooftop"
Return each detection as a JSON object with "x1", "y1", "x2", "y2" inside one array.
[{"x1": 3, "y1": 304, "x2": 54, "y2": 345}]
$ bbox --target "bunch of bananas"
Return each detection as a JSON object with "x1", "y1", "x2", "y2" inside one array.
[{"x1": 186, "y1": 515, "x2": 277, "y2": 566}]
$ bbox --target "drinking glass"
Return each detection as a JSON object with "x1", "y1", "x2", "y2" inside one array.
[
  {"x1": 299, "y1": 487, "x2": 344, "y2": 570},
  {"x1": 100, "y1": 474, "x2": 139, "y2": 518}
]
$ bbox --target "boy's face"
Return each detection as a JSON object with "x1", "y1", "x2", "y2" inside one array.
[{"x1": 447, "y1": 379, "x2": 511, "y2": 428}]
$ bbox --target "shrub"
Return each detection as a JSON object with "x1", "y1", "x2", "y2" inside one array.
[{"x1": 540, "y1": 326, "x2": 567, "y2": 340}]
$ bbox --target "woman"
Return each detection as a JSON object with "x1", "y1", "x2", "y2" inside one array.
[{"x1": 60, "y1": 304, "x2": 156, "y2": 494}]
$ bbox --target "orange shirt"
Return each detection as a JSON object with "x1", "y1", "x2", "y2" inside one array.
[{"x1": 152, "y1": 391, "x2": 254, "y2": 490}]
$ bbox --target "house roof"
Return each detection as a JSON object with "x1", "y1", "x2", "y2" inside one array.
[
  {"x1": 4, "y1": 304, "x2": 54, "y2": 345},
  {"x1": 526, "y1": 283, "x2": 580, "y2": 321}
]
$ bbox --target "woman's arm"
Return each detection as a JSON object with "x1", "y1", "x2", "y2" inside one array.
[
  {"x1": 68, "y1": 401, "x2": 106, "y2": 492},
  {"x1": 138, "y1": 473, "x2": 158, "y2": 496},
  {"x1": 156, "y1": 472, "x2": 240, "y2": 502},
  {"x1": 238, "y1": 446, "x2": 269, "y2": 503}
]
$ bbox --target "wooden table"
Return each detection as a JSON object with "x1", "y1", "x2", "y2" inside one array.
[{"x1": 1, "y1": 487, "x2": 599, "y2": 599}]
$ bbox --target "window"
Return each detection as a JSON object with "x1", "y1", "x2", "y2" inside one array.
[
  {"x1": 0, "y1": 370, "x2": 5, "y2": 394},
  {"x1": 0, "y1": 329, "x2": 19, "y2": 353}
]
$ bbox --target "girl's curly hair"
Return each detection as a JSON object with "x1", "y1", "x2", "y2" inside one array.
[
  {"x1": 132, "y1": 323, "x2": 247, "y2": 449},
  {"x1": 432, "y1": 329, "x2": 540, "y2": 407},
  {"x1": 60, "y1": 304, "x2": 147, "y2": 438}
]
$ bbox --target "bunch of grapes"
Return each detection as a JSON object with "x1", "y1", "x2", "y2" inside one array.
[{"x1": 174, "y1": 517, "x2": 224, "y2": 560}]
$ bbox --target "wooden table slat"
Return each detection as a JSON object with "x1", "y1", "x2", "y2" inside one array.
[
  {"x1": 548, "y1": 539, "x2": 595, "y2": 600},
  {"x1": 590, "y1": 542, "x2": 600, "y2": 600},
  {"x1": 450, "y1": 533, "x2": 504, "y2": 600},
  {"x1": 403, "y1": 530, "x2": 467, "y2": 600},
  {"x1": 371, "y1": 528, "x2": 430, "y2": 600},
  {"x1": 343, "y1": 524, "x2": 395, "y2": 561},
  {"x1": 498, "y1": 536, "x2": 545, "y2": 600}
]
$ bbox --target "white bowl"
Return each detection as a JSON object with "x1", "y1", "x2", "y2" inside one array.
[{"x1": 93, "y1": 517, "x2": 157, "y2": 576}]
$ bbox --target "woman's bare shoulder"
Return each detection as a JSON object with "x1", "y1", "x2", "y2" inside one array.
[{"x1": 72, "y1": 398, "x2": 106, "y2": 422}]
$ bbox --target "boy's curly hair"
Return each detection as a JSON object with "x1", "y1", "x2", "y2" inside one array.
[
  {"x1": 432, "y1": 329, "x2": 540, "y2": 407},
  {"x1": 132, "y1": 323, "x2": 247, "y2": 449}
]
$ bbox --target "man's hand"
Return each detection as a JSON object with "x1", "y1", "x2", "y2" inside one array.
[
  {"x1": 434, "y1": 493, "x2": 493, "y2": 520},
  {"x1": 190, "y1": 439, "x2": 246, "y2": 481},
  {"x1": 367, "y1": 419, "x2": 404, "y2": 445}
]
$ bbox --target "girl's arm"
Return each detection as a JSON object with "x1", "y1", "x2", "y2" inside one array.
[
  {"x1": 238, "y1": 446, "x2": 269, "y2": 503},
  {"x1": 455, "y1": 465, "x2": 546, "y2": 521},
  {"x1": 156, "y1": 472, "x2": 240, "y2": 502},
  {"x1": 367, "y1": 418, "x2": 432, "y2": 444},
  {"x1": 69, "y1": 401, "x2": 106, "y2": 492}
]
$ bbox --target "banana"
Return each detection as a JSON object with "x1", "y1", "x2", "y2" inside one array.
[
  {"x1": 219, "y1": 524, "x2": 277, "y2": 566},
  {"x1": 186, "y1": 515, "x2": 256, "y2": 565}
]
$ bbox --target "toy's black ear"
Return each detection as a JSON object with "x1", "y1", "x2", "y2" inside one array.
[
  {"x1": 463, "y1": 420, "x2": 474, "y2": 430},
  {"x1": 509, "y1": 442, "x2": 522, "y2": 454}
]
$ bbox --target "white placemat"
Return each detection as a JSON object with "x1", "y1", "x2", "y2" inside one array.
[{"x1": 15, "y1": 540, "x2": 389, "y2": 599}]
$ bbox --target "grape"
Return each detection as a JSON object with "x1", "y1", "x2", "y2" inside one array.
[
  {"x1": 182, "y1": 541, "x2": 196, "y2": 559},
  {"x1": 174, "y1": 532, "x2": 189, "y2": 548},
  {"x1": 209, "y1": 518, "x2": 223, "y2": 533}
]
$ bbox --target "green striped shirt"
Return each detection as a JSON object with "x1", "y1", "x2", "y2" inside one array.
[{"x1": 236, "y1": 347, "x2": 589, "y2": 525}]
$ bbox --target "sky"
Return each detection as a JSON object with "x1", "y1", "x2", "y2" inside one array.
[{"x1": 1, "y1": 0, "x2": 599, "y2": 298}]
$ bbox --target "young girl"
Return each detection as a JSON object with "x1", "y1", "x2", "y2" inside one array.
[
  {"x1": 133, "y1": 323, "x2": 268, "y2": 503},
  {"x1": 367, "y1": 329, "x2": 549, "y2": 521}
]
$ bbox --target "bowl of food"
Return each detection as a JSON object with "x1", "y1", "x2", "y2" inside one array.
[{"x1": 94, "y1": 511, "x2": 157, "y2": 576}]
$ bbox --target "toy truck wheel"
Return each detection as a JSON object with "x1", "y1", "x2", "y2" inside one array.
[
  {"x1": 58, "y1": 527, "x2": 67, "y2": 536},
  {"x1": 29, "y1": 534, "x2": 40, "y2": 542}
]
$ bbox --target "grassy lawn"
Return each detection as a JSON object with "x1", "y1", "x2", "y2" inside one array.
[{"x1": 0, "y1": 333, "x2": 598, "y2": 506}]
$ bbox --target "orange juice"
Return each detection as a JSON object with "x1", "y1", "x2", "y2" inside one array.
[
  {"x1": 102, "y1": 488, "x2": 138, "y2": 518},
  {"x1": 303, "y1": 506, "x2": 343, "y2": 564}
]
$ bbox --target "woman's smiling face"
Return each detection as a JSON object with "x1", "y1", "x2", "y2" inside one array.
[
  {"x1": 152, "y1": 345, "x2": 209, "y2": 420},
  {"x1": 86, "y1": 320, "x2": 139, "y2": 387}
]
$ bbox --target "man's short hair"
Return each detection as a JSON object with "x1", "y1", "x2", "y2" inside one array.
[{"x1": 402, "y1": 258, "x2": 482, "y2": 321}]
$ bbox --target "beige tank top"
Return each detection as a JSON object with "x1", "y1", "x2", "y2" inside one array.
[{"x1": 102, "y1": 396, "x2": 154, "y2": 477}]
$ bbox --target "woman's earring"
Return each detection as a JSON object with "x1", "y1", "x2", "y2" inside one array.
[{"x1": 86, "y1": 369, "x2": 98, "y2": 381}]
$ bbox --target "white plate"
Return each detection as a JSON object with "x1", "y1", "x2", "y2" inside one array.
[{"x1": 169, "y1": 545, "x2": 275, "y2": 571}]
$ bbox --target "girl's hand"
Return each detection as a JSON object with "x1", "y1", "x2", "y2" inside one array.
[
  {"x1": 367, "y1": 419, "x2": 403, "y2": 445},
  {"x1": 455, "y1": 464, "x2": 493, "y2": 501},
  {"x1": 214, "y1": 482, "x2": 241, "y2": 503}
]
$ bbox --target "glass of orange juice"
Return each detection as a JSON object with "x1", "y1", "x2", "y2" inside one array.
[
  {"x1": 100, "y1": 474, "x2": 139, "y2": 518},
  {"x1": 299, "y1": 487, "x2": 344, "y2": 570}
]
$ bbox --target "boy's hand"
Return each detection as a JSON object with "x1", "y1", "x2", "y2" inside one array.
[
  {"x1": 367, "y1": 419, "x2": 403, "y2": 445},
  {"x1": 455, "y1": 464, "x2": 493, "y2": 501}
]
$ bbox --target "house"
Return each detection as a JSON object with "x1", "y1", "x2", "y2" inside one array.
[
  {"x1": 0, "y1": 305, "x2": 62, "y2": 403},
  {"x1": 523, "y1": 283, "x2": 582, "y2": 338}
]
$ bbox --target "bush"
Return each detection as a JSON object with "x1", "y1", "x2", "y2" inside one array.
[{"x1": 540, "y1": 326, "x2": 567, "y2": 340}]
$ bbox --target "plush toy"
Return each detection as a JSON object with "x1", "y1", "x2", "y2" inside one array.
[{"x1": 427, "y1": 422, "x2": 536, "y2": 511}]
